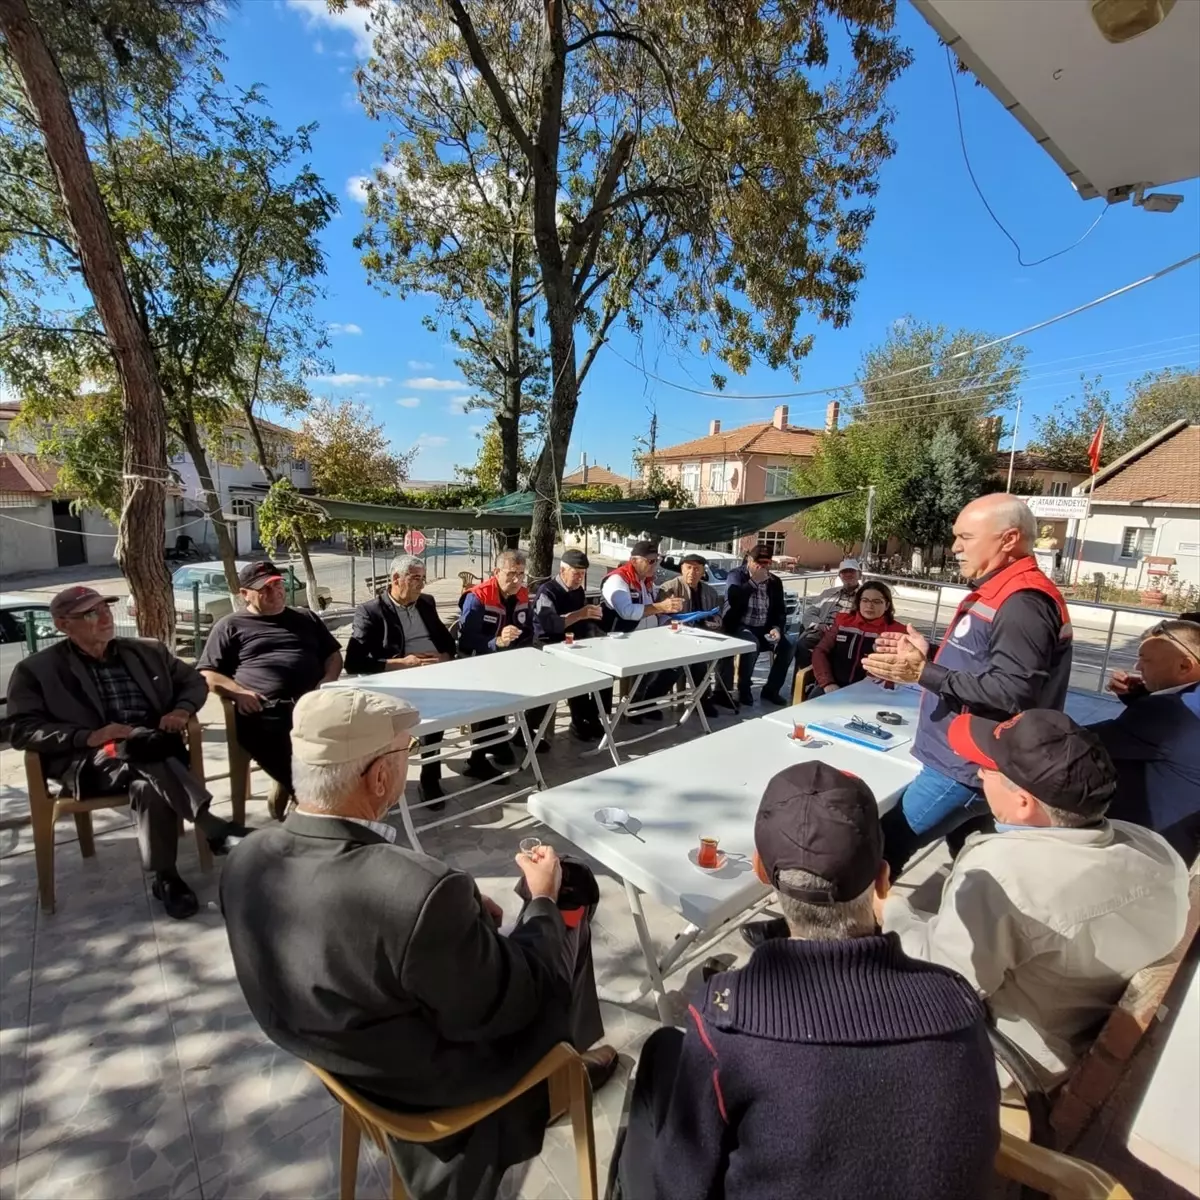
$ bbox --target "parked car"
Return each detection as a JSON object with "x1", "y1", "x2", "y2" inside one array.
[
  {"x1": 129, "y1": 560, "x2": 333, "y2": 641},
  {"x1": 0, "y1": 591, "x2": 58, "y2": 703}
]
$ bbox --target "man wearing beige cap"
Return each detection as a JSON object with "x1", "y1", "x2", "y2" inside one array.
[
  {"x1": 5, "y1": 587, "x2": 249, "y2": 919},
  {"x1": 220, "y1": 688, "x2": 616, "y2": 1200}
]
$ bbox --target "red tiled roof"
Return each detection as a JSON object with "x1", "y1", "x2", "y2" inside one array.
[
  {"x1": 0, "y1": 453, "x2": 57, "y2": 495},
  {"x1": 562, "y1": 465, "x2": 630, "y2": 489},
  {"x1": 655, "y1": 421, "x2": 820, "y2": 460},
  {"x1": 1090, "y1": 423, "x2": 1200, "y2": 505}
]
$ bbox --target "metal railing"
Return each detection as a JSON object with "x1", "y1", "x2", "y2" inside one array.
[{"x1": 782, "y1": 569, "x2": 1171, "y2": 695}]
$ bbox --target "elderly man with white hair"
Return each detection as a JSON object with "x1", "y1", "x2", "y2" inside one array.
[
  {"x1": 862, "y1": 491, "x2": 1074, "y2": 878},
  {"x1": 221, "y1": 688, "x2": 617, "y2": 1200}
]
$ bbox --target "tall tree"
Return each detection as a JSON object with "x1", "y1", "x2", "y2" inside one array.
[
  {"x1": 795, "y1": 319, "x2": 1026, "y2": 551},
  {"x1": 1029, "y1": 367, "x2": 1200, "y2": 472},
  {"x1": 294, "y1": 398, "x2": 417, "y2": 499},
  {"x1": 349, "y1": 0, "x2": 911, "y2": 575},
  {"x1": 0, "y1": 0, "x2": 209, "y2": 637}
]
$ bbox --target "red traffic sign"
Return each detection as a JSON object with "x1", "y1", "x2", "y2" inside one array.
[{"x1": 403, "y1": 529, "x2": 427, "y2": 555}]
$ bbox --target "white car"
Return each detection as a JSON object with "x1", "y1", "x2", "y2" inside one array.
[
  {"x1": 129, "y1": 560, "x2": 332, "y2": 639},
  {"x1": 0, "y1": 591, "x2": 59, "y2": 703}
]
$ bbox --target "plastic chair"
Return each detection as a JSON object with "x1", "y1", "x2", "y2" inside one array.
[
  {"x1": 307, "y1": 1042, "x2": 597, "y2": 1200},
  {"x1": 219, "y1": 697, "x2": 287, "y2": 823},
  {"x1": 458, "y1": 571, "x2": 479, "y2": 594},
  {"x1": 994, "y1": 1130, "x2": 1131, "y2": 1198},
  {"x1": 25, "y1": 716, "x2": 213, "y2": 913}
]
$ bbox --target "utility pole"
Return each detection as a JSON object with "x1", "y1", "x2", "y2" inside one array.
[
  {"x1": 1005, "y1": 397, "x2": 1022, "y2": 492},
  {"x1": 862, "y1": 484, "x2": 876, "y2": 567},
  {"x1": 646, "y1": 404, "x2": 658, "y2": 463}
]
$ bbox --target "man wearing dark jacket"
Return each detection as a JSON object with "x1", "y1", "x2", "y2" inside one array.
[
  {"x1": 346, "y1": 554, "x2": 455, "y2": 807},
  {"x1": 659, "y1": 553, "x2": 724, "y2": 717},
  {"x1": 611, "y1": 761, "x2": 999, "y2": 1200},
  {"x1": 6, "y1": 586, "x2": 246, "y2": 919},
  {"x1": 532, "y1": 548, "x2": 609, "y2": 740},
  {"x1": 221, "y1": 688, "x2": 616, "y2": 1200},
  {"x1": 863, "y1": 493, "x2": 1072, "y2": 878},
  {"x1": 1090, "y1": 619, "x2": 1200, "y2": 862},
  {"x1": 720, "y1": 543, "x2": 794, "y2": 706}
]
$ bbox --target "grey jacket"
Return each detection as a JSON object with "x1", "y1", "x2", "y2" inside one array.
[
  {"x1": 5, "y1": 637, "x2": 208, "y2": 782},
  {"x1": 884, "y1": 820, "x2": 1189, "y2": 1086},
  {"x1": 803, "y1": 583, "x2": 857, "y2": 633},
  {"x1": 658, "y1": 575, "x2": 722, "y2": 627}
]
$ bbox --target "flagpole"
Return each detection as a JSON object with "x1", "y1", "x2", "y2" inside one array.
[{"x1": 1072, "y1": 418, "x2": 1105, "y2": 586}]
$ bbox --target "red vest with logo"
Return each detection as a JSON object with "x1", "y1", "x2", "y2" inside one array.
[
  {"x1": 463, "y1": 576, "x2": 532, "y2": 654},
  {"x1": 913, "y1": 556, "x2": 1073, "y2": 785},
  {"x1": 601, "y1": 562, "x2": 657, "y2": 633}
]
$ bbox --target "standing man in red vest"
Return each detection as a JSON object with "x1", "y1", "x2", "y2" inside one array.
[
  {"x1": 862, "y1": 493, "x2": 1073, "y2": 880},
  {"x1": 459, "y1": 548, "x2": 534, "y2": 779}
]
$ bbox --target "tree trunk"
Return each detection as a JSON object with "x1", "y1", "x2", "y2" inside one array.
[
  {"x1": 0, "y1": 0, "x2": 173, "y2": 639},
  {"x1": 241, "y1": 405, "x2": 321, "y2": 605},
  {"x1": 496, "y1": 296, "x2": 523, "y2": 550},
  {"x1": 179, "y1": 421, "x2": 241, "y2": 598}
]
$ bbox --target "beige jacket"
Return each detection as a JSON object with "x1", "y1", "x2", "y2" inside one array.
[{"x1": 883, "y1": 821, "x2": 1189, "y2": 1086}]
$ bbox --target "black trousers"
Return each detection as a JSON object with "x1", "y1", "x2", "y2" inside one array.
[
  {"x1": 720, "y1": 627, "x2": 796, "y2": 700},
  {"x1": 75, "y1": 749, "x2": 212, "y2": 874},
  {"x1": 235, "y1": 706, "x2": 295, "y2": 793},
  {"x1": 419, "y1": 731, "x2": 444, "y2": 781},
  {"x1": 791, "y1": 626, "x2": 824, "y2": 670},
  {"x1": 611, "y1": 1026, "x2": 686, "y2": 1200},
  {"x1": 387, "y1": 900, "x2": 605, "y2": 1200}
]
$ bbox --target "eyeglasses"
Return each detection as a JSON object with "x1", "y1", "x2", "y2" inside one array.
[
  {"x1": 67, "y1": 607, "x2": 111, "y2": 623},
  {"x1": 1146, "y1": 622, "x2": 1200, "y2": 664},
  {"x1": 359, "y1": 738, "x2": 419, "y2": 777}
]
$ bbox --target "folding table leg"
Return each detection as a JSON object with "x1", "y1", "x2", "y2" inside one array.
[
  {"x1": 516, "y1": 707, "x2": 556, "y2": 791},
  {"x1": 586, "y1": 676, "x2": 637, "y2": 759},
  {"x1": 591, "y1": 688, "x2": 621, "y2": 766},
  {"x1": 674, "y1": 660, "x2": 716, "y2": 734},
  {"x1": 624, "y1": 879, "x2": 673, "y2": 1024}
]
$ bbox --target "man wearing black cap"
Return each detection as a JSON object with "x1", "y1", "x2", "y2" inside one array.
[
  {"x1": 198, "y1": 560, "x2": 343, "y2": 814},
  {"x1": 532, "y1": 549, "x2": 610, "y2": 739},
  {"x1": 883, "y1": 709, "x2": 1189, "y2": 1088},
  {"x1": 611, "y1": 761, "x2": 999, "y2": 1200},
  {"x1": 720, "y1": 542, "x2": 795, "y2": 705},
  {"x1": 658, "y1": 553, "x2": 725, "y2": 717}
]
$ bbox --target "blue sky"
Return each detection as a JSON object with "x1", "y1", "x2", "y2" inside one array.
[{"x1": 220, "y1": 1, "x2": 1200, "y2": 481}]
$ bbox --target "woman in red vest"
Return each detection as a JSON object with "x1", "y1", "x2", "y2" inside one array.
[{"x1": 810, "y1": 582, "x2": 907, "y2": 695}]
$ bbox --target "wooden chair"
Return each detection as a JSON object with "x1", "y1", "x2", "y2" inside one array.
[
  {"x1": 25, "y1": 716, "x2": 213, "y2": 914},
  {"x1": 307, "y1": 1042, "x2": 597, "y2": 1200},
  {"x1": 992, "y1": 856, "x2": 1200, "y2": 1152},
  {"x1": 219, "y1": 697, "x2": 288, "y2": 823},
  {"x1": 790, "y1": 664, "x2": 812, "y2": 705},
  {"x1": 994, "y1": 1131, "x2": 1131, "y2": 1198}
]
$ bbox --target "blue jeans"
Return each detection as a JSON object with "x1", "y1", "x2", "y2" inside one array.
[{"x1": 882, "y1": 764, "x2": 986, "y2": 880}]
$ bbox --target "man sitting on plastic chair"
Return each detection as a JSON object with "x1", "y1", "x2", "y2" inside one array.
[
  {"x1": 220, "y1": 689, "x2": 618, "y2": 1200},
  {"x1": 5, "y1": 586, "x2": 249, "y2": 919}
]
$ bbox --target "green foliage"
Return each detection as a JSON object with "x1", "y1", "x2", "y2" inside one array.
[
  {"x1": 634, "y1": 463, "x2": 695, "y2": 512},
  {"x1": 1030, "y1": 368, "x2": 1200, "y2": 472},
  {"x1": 294, "y1": 399, "x2": 416, "y2": 500},
  {"x1": 564, "y1": 483, "x2": 624, "y2": 504},
  {"x1": 455, "y1": 420, "x2": 536, "y2": 496},
  {"x1": 794, "y1": 319, "x2": 1023, "y2": 550}
]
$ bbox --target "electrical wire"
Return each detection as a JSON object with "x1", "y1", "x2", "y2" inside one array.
[
  {"x1": 606, "y1": 251, "x2": 1200, "y2": 400},
  {"x1": 944, "y1": 44, "x2": 1111, "y2": 268}
]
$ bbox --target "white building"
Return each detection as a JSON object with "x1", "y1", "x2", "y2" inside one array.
[
  {"x1": 1071, "y1": 421, "x2": 1200, "y2": 594},
  {"x1": 0, "y1": 402, "x2": 309, "y2": 576}
]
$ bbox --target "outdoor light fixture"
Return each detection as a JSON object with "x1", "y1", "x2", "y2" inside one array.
[
  {"x1": 1091, "y1": 0, "x2": 1177, "y2": 44},
  {"x1": 1133, "y1": 184, "x2": 1185, "y2": 213}
]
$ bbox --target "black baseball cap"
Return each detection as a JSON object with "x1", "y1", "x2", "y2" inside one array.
[
  {"x1": 237, "y1": 560, "x2": 284, "y2": 590},
  {"x1": 630, "y1": 539, "x2": 659, "y2": 558},
  {"x1": 561, "y1": 549, "x2": 590, "y2": 569},
  {"x1": 680, "y1": 553, "x2": 707, "y2": 566},
  {"x1": 754, "y1": 762, "x2": 883, "y2": 903},
  {"x1": 748, "y1": 542, "x2": 774, "y2": 563},
  {"x1": 949, "y1": 709, "x2": 1117, "y2": 817}
]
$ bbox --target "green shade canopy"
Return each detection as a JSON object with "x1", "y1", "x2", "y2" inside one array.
[{"x1": 304, "y1": 490, "x2": 846, "y2": 542}]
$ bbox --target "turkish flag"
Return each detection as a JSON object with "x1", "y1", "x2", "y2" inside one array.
[{"x1": 1087, "y1": 420, "x2": 1105, "y2": 475}]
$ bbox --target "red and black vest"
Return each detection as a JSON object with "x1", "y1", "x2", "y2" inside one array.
[
  {"x1": 816, "y1": 612, "x2": 909, "y2": 689},
  {"x1": 461, "y1": 576, "x2": 532, "y2": 655},
  {"x1": 601, "y1": 562, "x2": 657, "y2": 633},
  {"x1": 914, "y1": 556, "x2": 1072, "y2": 785}
]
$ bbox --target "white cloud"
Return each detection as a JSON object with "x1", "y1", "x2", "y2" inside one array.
[
  {"x1": 468, "y1": 423, "x2": 488, "y2": 434},
  {"x1": 284, "y1": 0, "x2": 373, "y2": 57},
  {"x1": 346, "y1": 175, "x2": 370, "y2": 204},
  {"x1": 415, "y1": 434, "x2": 448, "y2": 448},
  {"x1": 327, "y1": 322, "x2": 362, "y2": 336},
  {"x1": 309, "y1": 372, "x2": 391, "y2": 387},
  {"x1": 407, "y1": 359, "x2": 433, "y2": 370},
  {"x1": 404, "y1": 376, "x2": 468, "y2": 391},
  {"x1": 445, "y1": 396, "x2": 471, "y2": 415},
  {"x1": 396, "y1": 397, "x2": 421, "y2": 409}
]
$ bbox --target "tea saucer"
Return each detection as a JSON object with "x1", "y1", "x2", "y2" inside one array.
[{"x1": 688, "y1": 847, "x2": 728, "y2": 872}]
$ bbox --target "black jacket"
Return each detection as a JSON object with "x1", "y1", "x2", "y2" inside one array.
[
  {"x1": 723, "y1": 566, "x2": 787, "y2": 635},
  {"x1": 220, "y1": 813, "x2": 577, "y2": 1166},
  {"x1": 344, "y1": 593, "x2": 456, "y2": 675},
  {"x1": 647, "y1": 934, "x2": 999, "y2": 1199}
]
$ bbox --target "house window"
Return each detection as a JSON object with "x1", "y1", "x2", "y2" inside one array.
[
  {"x1": 763, "y1": 466, "x2": 792, "y2": 496},
  {"x1": 680, "y1": 462, "x2": 700, "y2": 498},
  {"x1": 1048, "y1": 480, "x2": 1066, "y2": 497},
  {"x1": 230, "y1": 497, "x2": 255, "y2": 521},
  {"x1": 291, "y1": 457, "x2": 307, "y2": 472},
  {"x1": 755, "y1": 530, "x2": 788, "y2": 557},
  {"x1": 1119, "y1": 528, "x2": 1154, "y2": 560},
  {"x1": 708, "y1": 461, "x2": 734, "y2": 493}
]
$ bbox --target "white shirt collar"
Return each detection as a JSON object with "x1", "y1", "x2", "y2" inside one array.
[{"x1": 297, "y1": 809, "x2": 398, "y2": 843}]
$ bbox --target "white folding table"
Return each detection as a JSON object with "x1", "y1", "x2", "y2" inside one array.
[
  {"x1": 540, "y1": 625, "x2": 749, "y2": 760},
  {"x1": 527, "y1": 715, "x2": 921, "y2": 1021},
  {"x1": 324, "y1": 648, "x2": 616, "y2": 849}
]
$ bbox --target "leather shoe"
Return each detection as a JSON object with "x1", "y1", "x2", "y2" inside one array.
[
  {"x1": 642, "y1": 708, "x2": 663, "y2": 723},
  {"x1": 760, "y1": 690, "x2": 788, "y2": 707},
  {"x1": 418, "y1": 775, "x2": 445, "y2": 812},
  {"x1": 207, "y1": 821, "x2": 253, "y2": 856},
  {"x1": 710, "y1": 691, "x2": 736, "y2": 710},
  {"x1": 488, "y1": 740, "x2": 516, "y2": 766},
  {"x1": 570, "y1": 723, "x2": 601, "y2": 741},
  {"x1": 740, "y1": 916, "x2": 789, "y2": 949},
  {"x1": 701, "y1": 699, "x2": 719, "y2": 719},
  {"x1": 152, "y1": 872, "x2": 198, "y2": 920},
  {"x1": 461, "y1": 753, "x2": 502, "y2": 782},
  {"x1": 581, "y1": 1045, "x2": 619, "y2": 1092}
]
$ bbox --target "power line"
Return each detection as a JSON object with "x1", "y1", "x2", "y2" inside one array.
[
  {"x1": 944, "y1": 44, "x2": 1110, "y2": 268},
  {"x1": 608, "y1": 252, "x2": 1200, "y2": 401}
]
